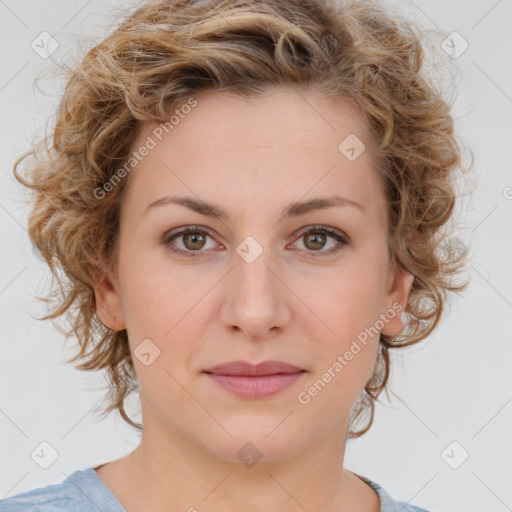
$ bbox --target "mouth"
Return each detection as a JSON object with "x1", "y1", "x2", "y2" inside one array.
[{"x1": 203, "y1": 360, "x2": 307, "y2": 398}]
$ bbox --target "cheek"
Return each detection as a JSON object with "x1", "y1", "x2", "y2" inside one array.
[
  {"x1": 117, "y1": 250, "x2": 213, "y2": 381},
  {"x1": 296, "y1": 276, "x2": 381, "y2": 414},
  {"x1": 117, "y1": 245, "x2": 200, "y2": 333},
  {"x1": 294, "y1": 255, "x2": 386, "y2": 391},
  {"x1": 302, "y1": 255, "x2": 387, "y2": 339}
]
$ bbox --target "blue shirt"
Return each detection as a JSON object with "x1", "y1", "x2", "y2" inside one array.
[{"x1": 0, "y1": 467, "x2": 431, "y2": 511}]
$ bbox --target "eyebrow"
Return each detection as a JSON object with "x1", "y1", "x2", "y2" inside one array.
[{"x1": 144, "y1": 194, "x2": 365, "y2": 221}]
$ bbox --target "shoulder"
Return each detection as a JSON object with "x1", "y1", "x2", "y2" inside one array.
[
  {"x1": 0, "y1": 477, "x2": 75, "y2": 511},
  {"x1": 354, "y1": 473, "x2": 433, "y2": 512},
  {"x1": 0, "y1": 468, "x2": 107, "y2": 512}
]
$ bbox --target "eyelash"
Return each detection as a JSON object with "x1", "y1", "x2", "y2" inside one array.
[{"x1": 161, "y1": 225, "x2": 350, "y2": 259}]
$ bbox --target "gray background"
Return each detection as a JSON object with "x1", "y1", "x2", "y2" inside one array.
[{"x1": 1, "y1": 1, "x2": 511, "y2": 511}]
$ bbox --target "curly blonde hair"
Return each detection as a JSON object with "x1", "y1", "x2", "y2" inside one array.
[{"x1": 14, "y1": 0, "x2": 473, "y2": 438}]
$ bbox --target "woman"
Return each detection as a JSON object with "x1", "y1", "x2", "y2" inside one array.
[{"x1": 3, "y1": 0, "x2": 472, "y2": 510}]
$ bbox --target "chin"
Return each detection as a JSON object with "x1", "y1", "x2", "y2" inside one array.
[{"x1": 198, "y1": 421, "x2": 306, "y2": 466}]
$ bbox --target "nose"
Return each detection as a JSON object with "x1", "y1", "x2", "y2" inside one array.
[{"x1": 219, "y1": 242, "x2": 291, "y2": 341}]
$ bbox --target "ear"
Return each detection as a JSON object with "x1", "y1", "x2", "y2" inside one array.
[
  {"x1": 92, "y1": 262, "x2": 126, "y2": 331},
  {"x1": 380, "y1": 262, "x2": 415, "y2": 336}
]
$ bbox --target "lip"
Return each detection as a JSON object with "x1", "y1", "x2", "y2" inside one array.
[
  {"x1": 203, "y1": 360, "x2": 307, "y2": 399},
  {"x1": 203, "y1": 360, "x2": 305, "y2": 376}
]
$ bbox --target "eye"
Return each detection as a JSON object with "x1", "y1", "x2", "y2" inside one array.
[
  {"x1": 162, "y1": 226, "x2": 219, "y2": 258},
  {"x1": 290, "y1": 225, "x2": 350, "y2": 257},
  {"x1": 161, "y1": 225, "x2": 350, "y2": 258}
]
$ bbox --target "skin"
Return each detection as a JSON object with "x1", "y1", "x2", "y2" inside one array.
[{"x1": 93, "y1": 85, "x2": 414, "y2": 512}]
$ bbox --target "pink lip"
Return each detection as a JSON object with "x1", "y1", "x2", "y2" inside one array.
[
  {"x1": 204, "y1": 360, "x2": 304, "y2": 376},
  {"x1": 203, "y1": 360, "x2": 306, "y2": 398}
]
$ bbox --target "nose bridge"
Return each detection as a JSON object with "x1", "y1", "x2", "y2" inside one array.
[
  {"x1": 233, "y1": 233, "x2": 280, "y2": 302},
  {"x1": 220, "y1": 233, "x2": 290, "y2": 337}
]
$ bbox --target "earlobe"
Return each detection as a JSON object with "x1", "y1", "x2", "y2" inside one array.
[
  {"x1": 93, "y1": 267, "x2": 126, "y2": 332},
  {"x1": 381, "y1": 266, "x2": 415, "y2": 336}
]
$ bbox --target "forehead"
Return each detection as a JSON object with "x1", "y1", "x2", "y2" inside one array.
[
  {"x1": 149, "y1": 86, "x2": 372, "y2": 149},
  {"x1": 121, "y1": 86, "x2": 386, "y2": 226}
]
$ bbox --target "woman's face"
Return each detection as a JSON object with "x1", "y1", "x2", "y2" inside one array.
[{"x1": 95, "y1": 85, "x2": 413, "y2": 462}]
